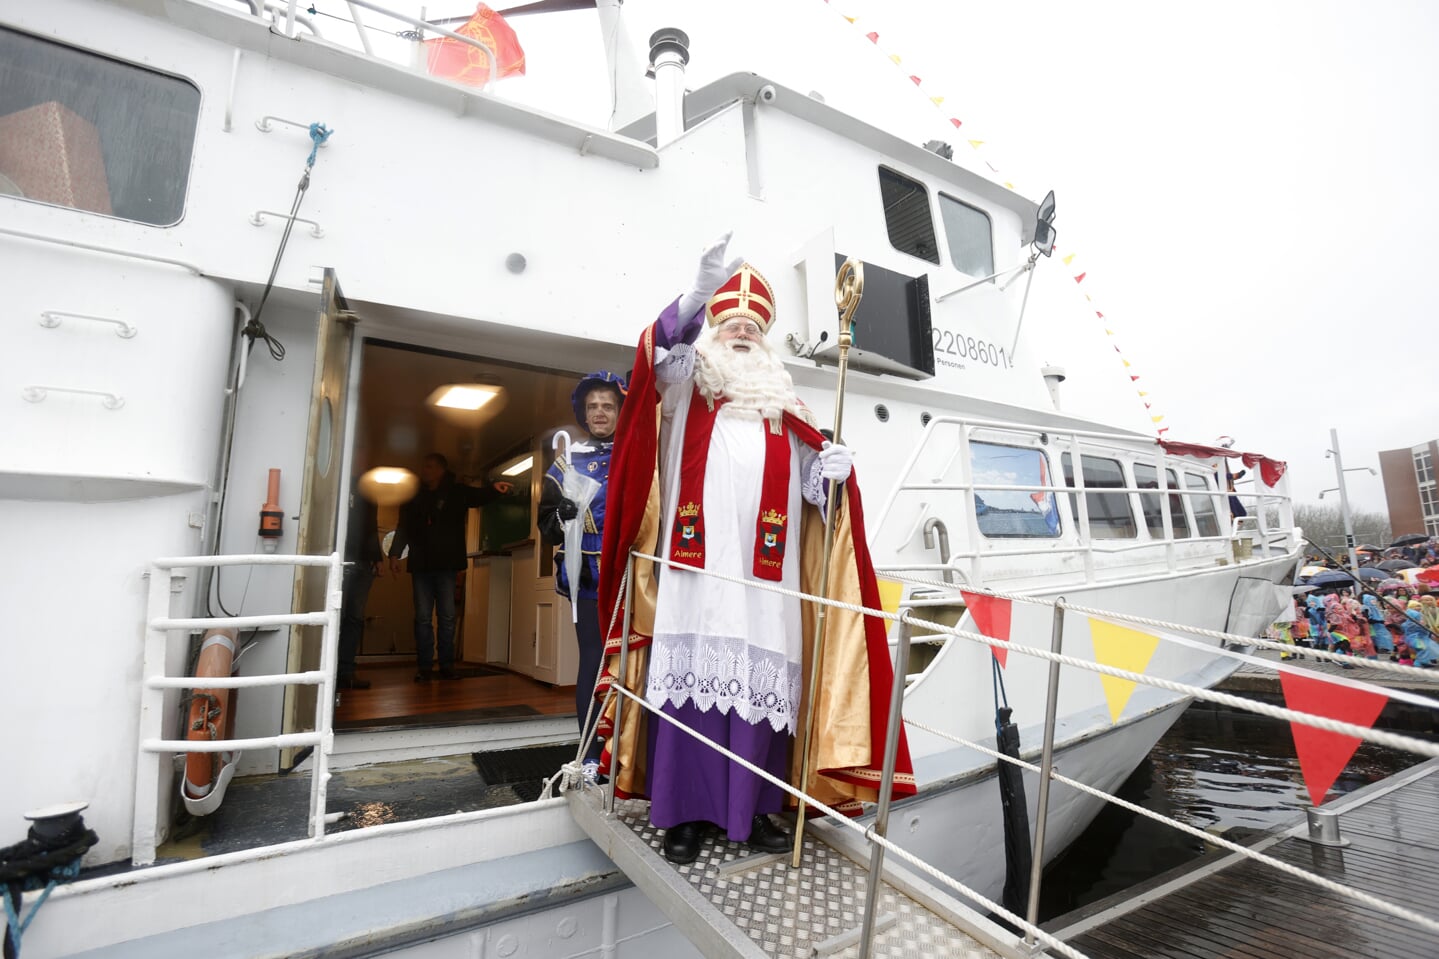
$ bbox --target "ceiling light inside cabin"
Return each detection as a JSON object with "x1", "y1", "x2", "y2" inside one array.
[
  {"x1": 502, "y1": 455, "x2": 534, "y2": 477},
  {"x1": 429, "y1": 384, "x2": 501, "y2": 411}
]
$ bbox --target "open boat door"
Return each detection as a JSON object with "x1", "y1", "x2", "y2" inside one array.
[{"x1": 281, "y1": 268, "x2": 357, "y2": 769}]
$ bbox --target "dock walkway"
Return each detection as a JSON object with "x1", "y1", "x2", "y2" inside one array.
[
  {"x1": 1047, "y1": 757, "x2": 1439, "y2": 959},
  {"x1": 1218, "y1": 647, "x2": 1439, "y2": 695},
  {"x1": 567, "y1": 788, "x2": 1028, "y2": 959}
]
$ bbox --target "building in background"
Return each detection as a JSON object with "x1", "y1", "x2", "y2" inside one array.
[{"x1": 1379, "y1": 440, "x2": 1439, "y2": 538}]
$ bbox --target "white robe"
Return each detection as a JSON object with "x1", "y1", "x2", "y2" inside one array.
[{"x1": 647, "y1": 350, "x2": 814, "y2": 734}]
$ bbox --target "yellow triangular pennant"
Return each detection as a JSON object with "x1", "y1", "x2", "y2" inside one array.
[
  {"x1": 1062, "y1": 253, "x2": 1076, "y2": 266},
  {"x1": 890, "y1": 54, "x2": 902, "y2": 64},
  {"x1": 930, "y1": 95, "x2": 944, "y2": 106},
  {"x1": 1138, "y1": 391, "x2": 1149, "y2": 396},
  {"x1": 1122, "y1": 359, "x2": 1131, "y2": 367},
  {"x1": 1151, "y1": 414, "x2": 1165, "y2": 423},
  {"x1": 968, "y1": 139, "x2": 985, "y2": 149},
  {"x1": 1004, "y1": 181, "x2": 1015, "y2": 190},
  {"x1": 844, "y1": 15, "x2": 858, "y2": 23},
  {"x1": 1105, "y1": 328, "x2": 1115, "y2": 336},
  {"x1": 876, "y1": 577, "x2": 905, "y2": 638},
  {"x1": 1089, "y1": 619, "x2": 1161, "y2": 722}
]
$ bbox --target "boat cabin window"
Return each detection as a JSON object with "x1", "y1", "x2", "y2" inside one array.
[
  {"x1": 1185, "y1": 472, "x2": 1222, "y2": 537},
  {"x1": 1134, "y1": 464, "x2": 1190, "y2": 540},
  {"x1": 1061, "y1": 453, "x2": 1137, "y2": 540},
  {"x1": 970, "y1": 442, "x2": 1060, "y2": 538},
  {"x1": 878, "y1": 166, "x2": 940, "y2": 264},
  {"x1": 938, "y1": 193, "x2": 994, "y2": 278},
  {"x1": 0, "y1": 28, "x2": 199, "y2": 225}
]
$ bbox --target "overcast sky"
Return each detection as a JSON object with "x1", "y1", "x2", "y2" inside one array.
[{"x1": 313, "y1": 0, "x2": 1437, "y2": 516}]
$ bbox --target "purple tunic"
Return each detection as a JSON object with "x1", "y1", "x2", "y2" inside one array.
[{"x1": 646, "y1": 700, "x2": 791, "y2": 841}]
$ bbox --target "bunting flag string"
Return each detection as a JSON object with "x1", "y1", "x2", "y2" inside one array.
[
  {"x1": 961, "y1": 591, "x2": 1013, "y2": 667},
  {"x1": 820, "y1": 0, "x2": 1165, "y2": 434},
  {"x1": 1088, "y1": 619, "x2": 1161, "y2": 722},
  {"x1": 1278, "y1": 671, "x2": 1388, "y2": 807}
]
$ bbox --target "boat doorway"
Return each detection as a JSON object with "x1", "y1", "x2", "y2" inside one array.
[{"x1": 335, "y1": 338, "x2": 587, "y2": 734}]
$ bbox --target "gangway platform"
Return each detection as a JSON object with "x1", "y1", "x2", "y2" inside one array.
[{"x1": 567, "y1": 788, "x2": 1028, "y2": 959}]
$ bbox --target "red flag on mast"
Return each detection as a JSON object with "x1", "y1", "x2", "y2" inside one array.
[{"x1": 426, "y1": 4, "x2": 525, "y2": 86}]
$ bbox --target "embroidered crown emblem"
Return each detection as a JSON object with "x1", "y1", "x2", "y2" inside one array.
[
  {"x1": 760, "y1": 508, "x2": 787, "y2": 526},
  {"x1": 678, "y1": 501, "x2": 700, "y2": 518}
]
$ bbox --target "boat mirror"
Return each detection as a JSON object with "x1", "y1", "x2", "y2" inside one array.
[{"x1": 1033, "y1": 189, "x2": 1057, "y2": 257}]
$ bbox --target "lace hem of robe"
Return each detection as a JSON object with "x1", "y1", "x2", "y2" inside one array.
[{"x1": 646, "y1": 633, "x2": 803, "y2": 735}]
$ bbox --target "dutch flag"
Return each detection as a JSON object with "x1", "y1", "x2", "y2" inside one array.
[{"x1": 1032, "y1": 457, "x2": 1061, "y2": 536}]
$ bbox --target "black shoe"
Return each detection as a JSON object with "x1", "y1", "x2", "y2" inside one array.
[
  {"x1": 338, "y1": 676, "x2": 371, "y2": 690},
  {"x1": 438, "y1": 667, "x2": 461, "y2": 681},
  {"x1": 662, "y1": 821, "x2": 705, "y2": 865},
  {"x1": 414, "y1": 670, "x2": 433, "y2": 683},
  {"x1": 745, "y1": 814, "x2": 791, "y2": 853}
]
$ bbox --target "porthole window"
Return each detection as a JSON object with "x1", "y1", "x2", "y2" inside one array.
[{"x1": 878, "y1": 167, "x2": 939, "y2": 264}]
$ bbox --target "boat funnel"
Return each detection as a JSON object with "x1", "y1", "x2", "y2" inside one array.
[
  {"x1": 1041, "y1": 365, "x2": 1066, "y2": 411},
  {"x1": 648, "y1": 27, "x2": 690, "y2": 148}
]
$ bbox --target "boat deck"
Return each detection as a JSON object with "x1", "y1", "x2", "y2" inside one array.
[
  {"x1": 567, "y1": 788, "x2": 1025, "y2": 959},
  {"x1": 1047, "y1": 758, "x2": 1439, "y2": 959}
]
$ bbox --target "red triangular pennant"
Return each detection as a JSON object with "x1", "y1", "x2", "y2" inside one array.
[
  {"x1": 961, "y1": 591, "x2": 1012, "y2": 667},
  {"x1": 865, "y1": 31, "x2": 879, "y2": 42},
  {"x1": 949, "y1": 117, "x2": 963, "y2": 128},
  {"x1": 1073, "y1": 272, "x2": 1087, "y2": 283},
  {"x1": 1096, "y1": 311, "x2": 1104, "y2": 319},
  {"x1": 1279, "y1": 671, "x2": 1388, "y2": 807},
  {"x1": 1130, "y1": 375, "x2": 1140, "y2": 381},
  {"x1": 909, "y1": 75, "x2": 923, "y2": 85}
]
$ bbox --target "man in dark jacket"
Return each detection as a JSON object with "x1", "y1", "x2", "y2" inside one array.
[
  {"x1": 389, "y1": 453, "x2": 512, "y2": 681},
  {"x1": 339, "y1": 486, "x2": 384, "y2": 689}
]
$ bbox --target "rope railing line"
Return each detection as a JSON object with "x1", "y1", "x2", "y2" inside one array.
[
  {"x1": 887, "y1": 569, "x2": 1439, "y2": 686},
  {"x1": 628, "y1": 551, "x2": 1439, "y2": 759},
  {"x1": 902, "y1": 716, "x2": 1439, "y2": 936},
  {"x1": 603, "y1": 682, "x2": 1093, "y2": 959}
]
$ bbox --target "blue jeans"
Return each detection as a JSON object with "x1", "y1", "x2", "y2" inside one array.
[{"x1": 412, "y1": 570, "x2": 458, "y2": 672}]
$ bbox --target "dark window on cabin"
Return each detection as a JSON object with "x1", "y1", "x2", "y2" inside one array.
[
  {"x1": 1134, "y1": 464, "x2": 1191, "y2": 540},
  {"x1": 1061, "y1": 453, "x2": 1137, "y2": 540},
  {"x1": 1186, "y1": 472, "x2": 1222, "y2": 537},
  {"x1": 0, "y1": 28, "x2": 200, "y2": 225},
  {"x1": 938, "y1": 193, "x2": 994, "y2": 278},
  {"x1": 878, "y1": 167, "x2": 940, "y2": 264}
]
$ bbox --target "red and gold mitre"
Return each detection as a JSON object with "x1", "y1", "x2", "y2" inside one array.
[{"x1": 705, "y1": 263, "x2": 775, "y2": 333}]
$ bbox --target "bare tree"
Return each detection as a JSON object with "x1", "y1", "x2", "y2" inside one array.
[{"x1": 1294, "y1": 503, "x2": 1393, "y2": 554}]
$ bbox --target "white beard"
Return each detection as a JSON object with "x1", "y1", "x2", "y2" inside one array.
[{"x1": 694, "y1": 330, "x2": 817, "y2": 428}]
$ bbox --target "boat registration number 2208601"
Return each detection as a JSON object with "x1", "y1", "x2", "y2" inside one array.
[{"x1": 931, "y1": 327, "x2": 1012, "y2": 370}]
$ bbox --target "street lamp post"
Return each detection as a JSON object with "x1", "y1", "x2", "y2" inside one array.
[{"x1": 1327, "y1": 427, "x2": 1362, "y2": 570}]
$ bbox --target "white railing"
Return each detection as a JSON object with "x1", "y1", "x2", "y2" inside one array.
[
  {"x1": 873, "y1": 414, "x2": 1296, "y2": 588},
  {"x1": 133, "y1": 551, "x2": 342, "y2": 865},
  {"x1": 224, "y1": 0, "x2": 500, "y2": 86},
  {"x1": 569, "y1": 547, "x2": 1439, "y2": 958}
]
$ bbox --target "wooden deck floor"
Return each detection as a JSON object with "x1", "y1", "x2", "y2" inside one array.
[
  {"x1": 334, "y1": 664, "x2": 575, "y2": 728},
  {"x1": 1049, "y1": 759, "x2": 1439, "y2": 959}
]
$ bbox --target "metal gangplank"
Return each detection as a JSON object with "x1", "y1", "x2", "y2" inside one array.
[{"x1": 566, "y1": 788, "x2": 1021, "y2": 959}]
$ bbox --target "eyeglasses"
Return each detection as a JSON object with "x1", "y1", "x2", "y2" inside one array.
[{"x1": 720, "y1": 321, "x2": 762, "y2": 337}]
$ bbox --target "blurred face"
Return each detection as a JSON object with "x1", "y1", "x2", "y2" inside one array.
[
  {"x1": 419, "y1": 457, "x2": 446, "y2": 488},
  {"x1": 585, "y1": 387, "x2": 620, "y2": 440},
  {"x1": 716, "y1": 318, "x2": 762, "y2": 353}
]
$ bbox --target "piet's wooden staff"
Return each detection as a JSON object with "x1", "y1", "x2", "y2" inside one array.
[{"x1": 792, "y1": 257, "x2": 864, "y2": 867}]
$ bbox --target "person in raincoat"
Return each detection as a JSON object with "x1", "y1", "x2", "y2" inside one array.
[
  {"x1": 1360, "y1": 592, "x2": 1395, "y2": 655},
  {"x1": 1305, "y1": 593, "x2": 1330, "y2": 649},
  {"x1": 539, "y1": 371, "x2": 625, "y2": 778},
  {"x1": 1402, "y1": 600, "x2": 1437, "y2": 668}
]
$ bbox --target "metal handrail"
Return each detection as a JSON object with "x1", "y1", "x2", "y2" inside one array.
[
  {"x1": 606, "y1": 545, "x2": 1439, "y2": 955},
  {"x1": 132, "y1": 552, "x2": 344, "y2": 865}
]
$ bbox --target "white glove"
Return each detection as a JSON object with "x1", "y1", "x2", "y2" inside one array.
[
  {"x1": 677, "y1": 230, "x2": 744, "y2": 320},
  {"x1": 818, "y1": 441, "x2": 853, "y2": 482}
]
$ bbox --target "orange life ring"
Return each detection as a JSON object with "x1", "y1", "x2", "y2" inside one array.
[{"x1": 183, "y1": 628, "x2": 237, "y2": 800}]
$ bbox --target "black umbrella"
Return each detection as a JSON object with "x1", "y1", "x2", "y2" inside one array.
[
  {"x1": 1378, "y1": 558, "x2": 1417, "y2": 572},
  {"x1": 1306, "y1": 568, "x2": 1384, "y2": 587},
  {"x1": 995, "y1": 705, "x2": 1032, "y2": 916},
  {"x1": 1391, "y1": 533, "x2": 1431, "y2": 547}
]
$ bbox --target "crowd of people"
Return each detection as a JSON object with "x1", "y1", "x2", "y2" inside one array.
[{"x1": 1268, "y1": 538, "x2": 1439, "y2": 668}]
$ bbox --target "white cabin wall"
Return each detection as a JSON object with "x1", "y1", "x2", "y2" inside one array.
[{"x1": 0, "y1": 236, "x2": 233, "y2": 862}]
